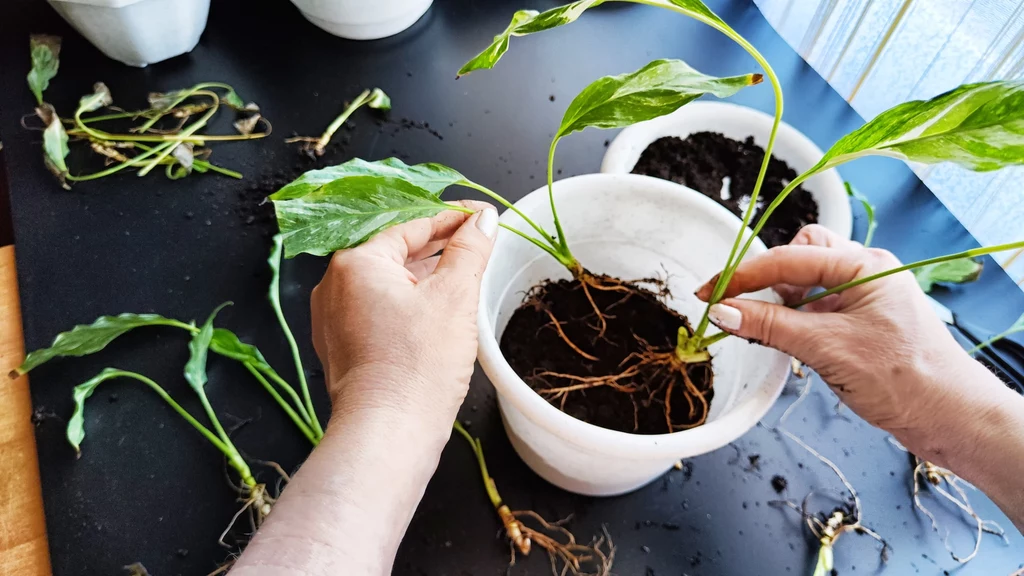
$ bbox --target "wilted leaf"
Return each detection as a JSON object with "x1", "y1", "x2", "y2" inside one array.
[
  {"x1": 913, "y1": 258, "x2": 983, "y2": 293},
  {"x1": 273, "y1": 175, "x2": 453, "y2": 257},
  {"x1": 368, "y1": 88, "x2": 391, "y2": 111},
  {"x1": 13, "y1": 313, "x2": 193, "y2": 377},
  {"x1": 148, "y1": 91, "x2": 178, "y2": 110},
  {"x1": 844, "y1": 182, "x2": 877, "y2": 248},
  {"x1": 556, "y1": 59, "x2": 760, "y2": 138},
  {"x1": 221, "y1": 88, "x2": 247, "y2": 110},
  {"x1": 184, "y1": 303, "x2": 231, "y2": 393},
  {"x1": 233, "y1": 113, "x2": 262, "y2": 135},
  {"x1": 816, "y1": 81, "x2": 1024, "y2": 172},
  {"x1": 77, "y1": 82, "x2": 113, "y2": 114},
  {"x1": 27, "y1": 35, "x2": 61, "y2": 106},
  {"x1": 170, "y1": 142, "x2": 195, "y2": 173},
  {"x1": 66, "y1": 369, "x2": 172, "y2": 454},
  {"x1": 42, "y1": 110, "x2": 70, "y2": 189},
  {"x1": 271, "y1": 157, "x2": 466, "y2": 201}
]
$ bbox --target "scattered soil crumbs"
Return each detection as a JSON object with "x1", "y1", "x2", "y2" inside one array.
[
  {"x1": 771, "y1": 475, "x2": 788, "y2": 493},
  {"x1": 631, "y1": 132, "x2": 819, "y2": 247},
  {"x1": 500, "y1": 272, "x2": 713, "y2": 434}
]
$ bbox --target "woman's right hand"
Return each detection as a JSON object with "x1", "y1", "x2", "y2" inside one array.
[{"x1": 695, "y1": 225, "x2": 994, "y2": 447}]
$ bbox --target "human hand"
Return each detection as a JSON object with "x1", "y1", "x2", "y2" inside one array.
[
  {"x1": 695, "y1": 224, "x2": 985, "y2": 439},
  {"x1": 310, "y1": 201, "x2": 498, "y2": 423}
]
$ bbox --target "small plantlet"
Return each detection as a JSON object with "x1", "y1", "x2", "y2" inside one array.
[
  {"x1": 968, "y1": 312, "x2": 1024, "y2": 356},
  {"x1": 26, "y1": 36, "x2": 270, "y2": 189},
  {"x1": 286, "y1": 88, "x2": 390, "y2": 158},
  {"x1": 451, "y1": 422, "x2": 615, "y2": 575}
]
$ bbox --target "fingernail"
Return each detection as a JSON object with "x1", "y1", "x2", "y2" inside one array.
[
  {"x1": 476, "y1": 208, "x2": 498, "y2": 239},
  {"x1": 708, "y1": 303, "x2": 742, "y2": 332}
]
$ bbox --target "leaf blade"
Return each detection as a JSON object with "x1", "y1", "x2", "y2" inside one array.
[
  {"x1": 42, "y1": 109, "x2": 70, "y2": 190},
  {"x1": 76, "y1": 82, "x2": 113, "y2": 115},
  {"x1": 556, "y1": 59, "x2": 761, "y2": 138},
  {"x1": 271, "y1": 157, "x2": 466, "y2": 201},
  {"x1": 14, "y1": 313, "x2": 193, "y2": 377},
  {"x1": 273, "y1": 175, "x2": 453, "y2": 257},
  {"x1": 913, "y1": 258, "x2": 983, "y2": 293},
  {"x1": 184, "y1": 303, "x2": 231, "y2": 393},
  {"x1": 844, "y1": 182, "x2": 877, "y2": 248},
  {"x1": 27, "y1": 35, "x2": 61, "y2": 106},
  {"x1": 820, "y1": 81, "x2": 1024, "y2": 172}
]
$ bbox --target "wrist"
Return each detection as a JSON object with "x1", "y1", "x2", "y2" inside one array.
[{"x1": 327, "y1": 363, "x2": 467, "y2": 431}]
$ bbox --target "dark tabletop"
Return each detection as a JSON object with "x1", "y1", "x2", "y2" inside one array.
[{"x1": 1, "y1": 1, "x2": 1023, "y2": 575}]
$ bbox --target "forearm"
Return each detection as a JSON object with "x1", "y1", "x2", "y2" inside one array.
[
  {"x1": 898, "y1": 357, "x2": 1024, "y2": 532},
  {"x1": 231, "y1": 387, "x2": 456, "y2": 575}
]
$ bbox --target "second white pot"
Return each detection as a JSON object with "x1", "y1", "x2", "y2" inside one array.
[
  {"x1": 477, "y1": 174, "x2": 791, "y2": 496},
  {"x1": 290, "y1": 0, "x2": 433, "y2": 40}
]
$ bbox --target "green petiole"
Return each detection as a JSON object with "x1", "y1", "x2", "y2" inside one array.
[{"x1": 243, "y1": 363, "x2": 319, "y2": 445}]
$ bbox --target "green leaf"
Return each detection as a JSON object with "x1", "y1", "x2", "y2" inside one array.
[
  {"x1": 27, "y1": 35, "x2": 61, "y2": 106},
  {"x1": 67, "y1": 368, "x2": 126, "y2": 453},
  {"x1": 271, "y1": 157, "x2": 466, "y2": 201},
  {"x1": 664, "y1": 0, "x2": 726, "y2": 26},
  {"x1": 913, "y1": 258, "x2": 983, "y2": 293},
  {"x1": 368, "y1": 88, "x2": 391, "y2": 111},
  {"x1": 458, "y1": 3, "x2": 600, "y2": 76},
  {"x1": 556, "y1": 59, "x2": 761, "y2": 138},
  {"x1": 222, "y1": 88, "x2": 246, "y2": 110},
  {"x1": 184, "y1": 303, "x2": 231, "y2": 393},
  {"x1": 817, "y1": 81, "x2": 1024, "y2": 172},
  {"x1": 42, "y1": 109, "x2": 70, "y2": 190},
  {"x1": 210, "y1": 328, "x2": 269, "y2": 366},
  {"x1": 14, "y1": 313, "x2": 193, "y2": 377},
  {"x1": 77, "y1": 82, "x2": 113, "y2": 114},
  {"x1": 844, "y1": 182, "x2": 877, "y2": 248},
  {"x1": 273, "y1": 175, "x2": 453, "y2": 258}
]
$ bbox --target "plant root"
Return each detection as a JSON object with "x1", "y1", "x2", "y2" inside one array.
[
  {"x1": 217, "y1": 461, "x2": 291, "y2": 549},
  {"x1": 910, "y1": 457, "x2": 1006, "y2": 563},
  {"x1": 452, "y1": 422, "x2": 615, "y2": 576}
]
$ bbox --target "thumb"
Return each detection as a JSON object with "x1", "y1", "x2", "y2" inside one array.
[
  {"x1": 708, "y1": 297, "x2": 827, "y2": 361},
  {"x1": 429, "y1": 207, "x2": 498, "y2": 285}
]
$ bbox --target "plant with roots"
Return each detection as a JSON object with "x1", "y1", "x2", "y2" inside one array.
[
  {"x1": 767, "y1": 374, "x2": 889, "y2": 575},
  {"x1": 286, "y1": 88, "x2": 391, "y2": 158},
  {"x1": 10, "y1": 240, "x2": 322, "y2": 545},
  {"x1": 451, "y1": 422, "x2": 615, "y2": 575},
  {"x1": 268, "y1": 0, "x2": 1024, "y2": 433},
  {"x1": 26, "y1": 35, "x2": 270, "y2": 189},
  {"x1": 886, "y1": 439, "x2": 1008, "y2": 564}
]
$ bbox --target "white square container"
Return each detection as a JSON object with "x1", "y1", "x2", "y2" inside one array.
[
  {"x1": 290, "y1": 0, "x2": 432, "y2": 40},
  {"x1": 47, "y1": 0, "x2": 211, "y2": 67}
]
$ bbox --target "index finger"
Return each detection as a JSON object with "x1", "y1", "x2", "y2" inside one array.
[
  {"x1": 360, "y1": 200, "x2": 494, "y2": 264},
  {"x1": 711, "y1": 245, "x2": 872, "y2": 299}
]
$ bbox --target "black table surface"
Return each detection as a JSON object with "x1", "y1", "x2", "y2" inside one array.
[{"x1": 2, "y1": 1, "x2": 1023, "y2": 574}]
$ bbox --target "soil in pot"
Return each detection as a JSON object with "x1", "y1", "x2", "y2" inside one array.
[
  {"x1": 500, "y1": 272, "x2": 713, "y2": 435},
  {"x1": 631, "y1": 131, "x2": 819, "y2": 248}
]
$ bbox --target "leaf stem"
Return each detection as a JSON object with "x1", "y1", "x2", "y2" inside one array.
[
  {"x1": 452, "y1": 421, "x2": 502, "y2": 508},
  {"x1": 258, "y1": 366, "x2": 315, "y2": 427},
  {"x1": 461, "y1": 180, "x2": 559, "y2": 250},
  {"x1": 318, "y1": 89, "x2": 370, "y2": 153},
  {"x1": 794, "y1": 240, "x2": 1024, "y2": 307},
  {"x1": 243, "y1": 363, "x2": 319, "y2": 445},
  {"x1": 65, "y1": 141, "x2": 176, "y2": 181},
  {"x1": 546, "y1": 138, "x2": 575, "y2": 267},
  {"x1": 445, "y1": 204, "x2": 573, "y2": 266},
  {"x1": 968, "y1": 326, "x2": 1024, "y2": 355},
  {"x1": 137, "y1": 91, "x2": 222, "y2": 176}
]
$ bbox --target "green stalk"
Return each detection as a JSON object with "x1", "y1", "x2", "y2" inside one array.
[
  {"x1": 243, "y1": 363, "x2": 319, "y2": 445},
  {"x1": 545, "y1": 139, "x2": 574, "y2": 267},
  {"x1": 103, "y1": 370, "x2": 254, "y2": 484},
  {"x1": 134, "y1": 142, "x2": 243, "y2": 179},
  {"x1": 445, "y1": 204, "x2": 574, "y2": 267},
  {"x1": 137, "y1": 82, "x2": 236, "y2": 134},
  {"x1": 315, "y1": 89, "x2": 371, "y2": 153},
  {"x1": 794, "y1": 241, "x2": 1024, "y2": 307},
  {"x1": 968, "y1": 326, "x2": 1024, "y2": 356},
  {"x1": 452, "y1": 421, "x2": 502, "y2": 507},
  {"x1": 137, "y1": 92, "x2": 221, "y2": 176},
  {"x1": 66, "y1": 141, "x2": 176, "y2": 182},
  {"x1": 269, "y1": 246, "x2": 325, "y2": 440},
  {"x1": 461, "y1": 180, "x2": 561, "y2": 250},
  {"x1": 259, "y1": 366, "x2": 314, "y2": 426}
]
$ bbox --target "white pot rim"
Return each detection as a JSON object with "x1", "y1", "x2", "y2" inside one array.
[
  {"x1": 477, "y1": 173, "x2": 789, "y2": 460},
  {"x1": 601, "y1": 100, "x2": 853, "y2": 240}
]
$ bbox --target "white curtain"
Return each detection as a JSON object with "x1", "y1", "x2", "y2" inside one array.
[{"x1": 754, "y1": 0, "x2": 1024, "y2": 284}]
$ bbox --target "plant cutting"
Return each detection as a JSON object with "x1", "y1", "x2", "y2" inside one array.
[
  {"x1": 26, "y1": 36, "x2": 270, "y2": 189},
  {"x1": 451, "y1": 422, "x2": 615, "y2": 575},
  {"x1": 286, "y1": 88, "x2": 391, "y2": 158}
]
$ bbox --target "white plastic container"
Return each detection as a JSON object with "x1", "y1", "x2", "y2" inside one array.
[
  {"x1": 290, "y1": 0, "x2": 433, "y2": 40},
  {"x1": 477, "y1": 174, "x2": 791, "y2": 496},
  {"x1": 47, "y1": 0, "x2": 210, "y2": 68},
  {"x1": 602, "y1": 101, "x2": 852, "y2": 239}
]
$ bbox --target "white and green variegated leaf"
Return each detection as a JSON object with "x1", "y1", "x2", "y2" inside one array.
[
  {"x1": 27, "y1": 35, "x2": 61, "y2": 106},
  {"x1": 14, "y1": 313, "x2": 193, "y2": 377},
  {"x1": 664, "y1": 0, "x2": 725, "y2": 26},
  {"x1": 77, "y1": 82, "x2": 113, "y2": 114},
  {"x1": 458, "y1": 2, "x2": 601, "y2": 76},
  {"x1": 273, "y1": 175, "x2": 453, "y2": 257},
  {"x1": 818, "y1": 81, "x2": 1024, "y2": 172},
  {"x1": 184, "y1": 303, "x2": 231, "y2": 393},
  {"x1": 271, "y1": 157, "x2": 466, "y2": 201},
  {"x1": 913, "y1": 258, "x2": 983, "y2": 293},
  {"x1": 557, "y1": 59, "x2": 761, "y2": 138}
]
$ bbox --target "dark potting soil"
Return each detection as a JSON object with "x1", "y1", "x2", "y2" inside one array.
[
  {"x1": 631, "y1": 132, "x2": 819, "y2": 248},
  {"x1": 500, "y1": 273, "x2": 714, "y2": 435}
]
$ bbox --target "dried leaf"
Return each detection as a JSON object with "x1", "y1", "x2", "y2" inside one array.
[
  {"x1": 233, "y1": 114, "x2": 262, "y2": 135},
  {"x1": 77, "y1": 82, "x2": 113, "y2": 114},
  {"x1": 171, "y1": 142, "x2": 195, "y2": 173},
  {"x1": 42, "y1": 110, "x2": 70, "y2": 190},
  {"x1": 913, "y1": 258, "x2": 983, "y2": 293},
  {"x1": 27, "y1": 35, "x2": 61, "y2": 105}
]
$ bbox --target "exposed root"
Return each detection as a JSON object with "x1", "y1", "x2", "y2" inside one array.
[
  {"x1": 217, "y1": 461, "x2": 291, "y2": 549},
  {"x1": 541, "y1": 308, "x2": 599, "y2": 361},
  {"x1": 452, "y1": 422, "x2": 615, "y2": 575},
  {"x1": 910, "y1": 457, "x2": 1007, "y2": 563}
]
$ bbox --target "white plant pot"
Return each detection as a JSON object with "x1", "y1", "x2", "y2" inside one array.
[
  {"x1": 47, "y1": 0, "x2": 210, "y2": 68},
  {"x1": 601, "y1": 101, "x2": 852, "y2": 240},
  {"x1": 290, "y1": 0, "x2": 433, "y2": 40},
  {"x1": 477, "y1": 174, "x2": 791, "y2": 496}
]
